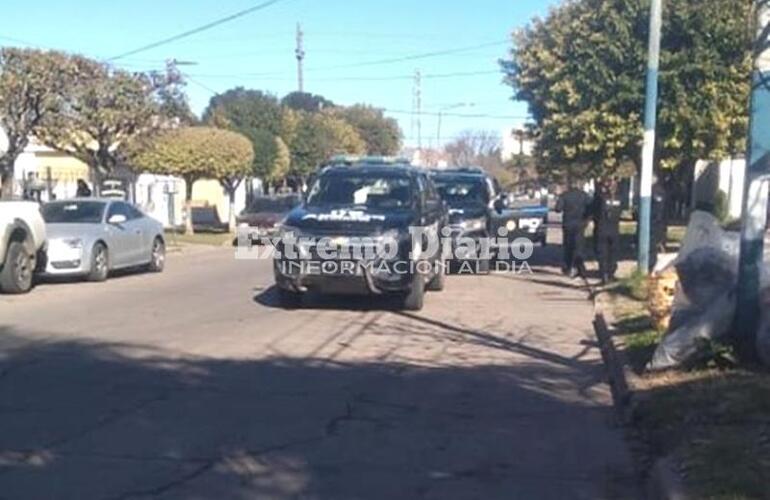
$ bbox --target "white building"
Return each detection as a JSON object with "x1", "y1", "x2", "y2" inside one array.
[{"x1": 501, "y1": 127, "x2": 535, "y2": 161}]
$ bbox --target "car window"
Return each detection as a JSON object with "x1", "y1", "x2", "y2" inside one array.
[
  {"x1": 126, "y1": 204, "x2": 144, "y2": 220},
  {"x1": 42, "y1": 201, "x2": 106, "y2": 224},
  {"x1": 307, "y1": 173, "x2": 413, "y2": 209},
  {"x1": 107, "y1": 202, "x2": 131, "y2": 220}
]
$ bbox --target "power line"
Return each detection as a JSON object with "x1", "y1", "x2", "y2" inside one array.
[
  {"x1": 303, "y1": 40, "x2": 509, "y2": 72},
  {"x1": 109, "y1": 0, "x2": 289, "y2": 61},
  {"x1": 384, "y1": 108, "x2": 527, "y2": 120},
  {"x1": 183, "y1": 69, "x2": 502, "y2": 81}
]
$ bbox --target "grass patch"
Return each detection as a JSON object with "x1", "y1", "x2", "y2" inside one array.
[
  {"x1": 603, "y1": 267, "x2": 770, "y2": 499},
  {"x1": 164, "y1": 230, "x2": 234, "y2": 247},
  {"x1": 634, "y1": 370, "x2": 770, "y2": 500},
  {"x1": 614, "y1": 268, "x2": 650, "y2": 302},
  {"x1": 622, "y1": 327, "x2": 663, "y2": 373}
]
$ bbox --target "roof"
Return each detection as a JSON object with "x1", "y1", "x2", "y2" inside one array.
[
  {"x1": 320, "y1": 162, "x2": 417, "y2": 176},
  {"x1": 431, "y1": 167, "x2": 486, "y2": 176}
]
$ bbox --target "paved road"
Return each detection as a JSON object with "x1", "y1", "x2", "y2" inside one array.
[{"x1": 0, "y1": 244, "x2": 638, "y2": 499}]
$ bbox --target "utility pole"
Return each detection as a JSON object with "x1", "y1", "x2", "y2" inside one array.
[
  {"x1": 736, "y1": 1, "x2": 770, "y2": 360},
  {"x1": 637, "y1": 0, "x2": 663, "y2": 274},
  {"x1": 413, "y1": 69, "x2": 422, "y2": 153},
  {"x1": 295, "y1": 22, "x2": 305, "y2": 93}
]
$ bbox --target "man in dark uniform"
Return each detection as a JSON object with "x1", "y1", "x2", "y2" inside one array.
[
  {"x1": 649, "y1": 177, "x2": 667, "y2": 272},
  {"x1": 591, "y1": 179, "x2": 622, "y2": 284},
  {"x1": 556, "y1": 181, "x2": 591, "y2": 278}
]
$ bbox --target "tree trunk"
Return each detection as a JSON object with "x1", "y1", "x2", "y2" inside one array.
[
  {"x1": 184, "y1": 176, "x2": 195, "y2": 236},
  {"x1": 228, "y1": 189, "x2": 237, "y2": 233}
]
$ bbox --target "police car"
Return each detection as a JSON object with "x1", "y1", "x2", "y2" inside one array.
[
  {"x1": 430, "y1": 168, "x2": 547, "y2": 270},
  {"x1": 273, "y1": 158, "x2": 447, "y2": 311}
]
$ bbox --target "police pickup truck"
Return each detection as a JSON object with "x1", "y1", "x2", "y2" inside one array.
[
  {"x1": 430, "y1": 168, "x2": 547, "y2": 271},
  {"x1": 273, "y1": 159, "x2": 447, "y2": 311}
]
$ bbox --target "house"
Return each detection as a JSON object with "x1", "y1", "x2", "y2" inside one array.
[{"x1": 1, "y1": 131, "x2": 248, "y2": 229}]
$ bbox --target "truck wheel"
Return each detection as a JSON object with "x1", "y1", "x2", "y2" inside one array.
[
  {"x1": 0, "y1": 241, "x2": 34, "y2": 294},
  {"x1": 402, "y1": 273, "x2": 425, "y2": 311},
  {"x1": 87, "y1": 243, "x2": 109, "y2": 282},
  {"x1": 426, "y1": 261, "x2": 445, "y2": 292}
]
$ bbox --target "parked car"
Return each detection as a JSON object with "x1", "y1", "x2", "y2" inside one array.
[
  {"x1": 191, "y1": 206, "x2": 229, "y2": 233},
  {"x1": 0, "y1": 201, "x2": 47, "y2": 294},
  {"x1": 237, "y1": 194, "x2": 301, "y2": 242},
  {"x1": 273, "y1": 161, "x2": 447, "y2": 310},
  {"x1": 41, "y1": 199, "x2": 165, "y2": 281}
]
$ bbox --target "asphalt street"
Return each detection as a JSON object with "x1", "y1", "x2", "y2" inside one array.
[{"x1": 0, "y1": 242, "x2": 639, "y2": 499}]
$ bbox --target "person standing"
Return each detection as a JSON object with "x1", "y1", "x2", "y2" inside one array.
[
  {"x1": 76, "y1": 179, "x2": 92, "y2": 198},
  {"x1": 556, "y1": 181, "x2": 591, "y2": 278},
  {"x1": 591, "y1": 179, "x2": 622, "y2": 284}
]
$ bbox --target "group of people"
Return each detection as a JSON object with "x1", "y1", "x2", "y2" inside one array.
[{"x1": 556, "y1": 179, "x2": 666, "y2": 284}]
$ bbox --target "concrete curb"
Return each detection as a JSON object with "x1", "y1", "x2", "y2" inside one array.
[{"x1": 587, "y1": 281, "x2": 689, "y2": 500}]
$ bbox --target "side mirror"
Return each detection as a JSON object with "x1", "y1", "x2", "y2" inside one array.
[
  {"x1": 494, "y1": 194, "x2": 507, "y2": 214},
  {"x1": 108, "y1": 214, "x2": 127, "y2": 225}
]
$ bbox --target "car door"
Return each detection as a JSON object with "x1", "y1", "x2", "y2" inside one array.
[
  {"x1": 120, "y1": 203, "x2": 149, "y2": 265},
  {"x1": 104, "y1": 202, "x2": 133, "y2": 268}
]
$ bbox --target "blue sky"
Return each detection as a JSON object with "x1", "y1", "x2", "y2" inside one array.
[{"x1": 1, "y1": 0, "x2": 555, "y2": 148}]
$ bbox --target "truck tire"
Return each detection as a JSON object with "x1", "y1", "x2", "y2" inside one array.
[
  {"x1": 402, "y1": 272, "x2": 425, "y2": 311},
  {"x1": 0, "y1": 241, "x2": 34, "y2": 294},
  {"x1": 87, "y1": 243, "x2": 109, "y2": 282},
  {"x1": 426, "y1": 260, "x2": 445, "y2": 291}
]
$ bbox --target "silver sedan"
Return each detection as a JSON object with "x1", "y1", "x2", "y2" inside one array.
[{"x1": 41, "y1": 199, "x2": 166, "y2": 281}]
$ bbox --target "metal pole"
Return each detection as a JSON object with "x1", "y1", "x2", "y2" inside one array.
[
  {"x1": 638, "y1": 0, "x2": 663, "y2": 273},
  {"x1": 736, "y1": 1, "x2": 770, "y2": 360},
  {"x1": 295, "y1": 23, "x2": 305, "y2": 93}
]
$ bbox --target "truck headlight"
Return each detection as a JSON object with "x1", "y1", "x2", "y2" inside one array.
[
  {"x1": 278, "y1": 225, "x2": 301, "y2": 241},
  {"x1": 459, "y1": 217, "x2": 486, "y2": 233}
]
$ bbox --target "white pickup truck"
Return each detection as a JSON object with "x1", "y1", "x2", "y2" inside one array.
[{"x1": 0, "y1": 201, "x2": 46, "y2": 294}]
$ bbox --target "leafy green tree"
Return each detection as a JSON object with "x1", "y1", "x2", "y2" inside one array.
[
  {"x1": 289, "y1": 112, "x2": 365, "y2": 177},
  {"x1": 130, "y1": 127, "x2": 254, "y2": 234},
  {"x1": 281, "y1": 91, "x2": 335, "y2": 112},
  {"x1": 0, "y1": 48, "x2": 74, "y2": 199},
  {"x1": 203, "y1": 88, "x2": 295, "y2": 188},
  {"x1": 503, "y1": 0, "x2": 751, "y2": 181},
  {"x1": 36, "y1": 55, "x2": 184, "y2": 191},
  {"x1": 331, "y1": 105, "x2": 402, "y2": 155}
]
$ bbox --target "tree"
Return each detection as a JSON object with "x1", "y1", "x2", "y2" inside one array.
[
  {"x1": 289, "y1": 112, "x2": 365, "y2": 177},
  {"x1": 281, "y1": 91, "x2": 335, "y2": 112},
  {"x1": 330, "y1": 105, "x2": 401, "y2": 155},
  {"x1": 130, "y1": 127, "x2": 254, "y2": 234},
  {"x1": 502, "y1": 0, "x2": 751, "y2": 181},
  {"x1": 36, "y1": 55, "x2": 185, "y2": 192},
  {"x1": 0, "y1": 48, "x2": 74, "y2": 199},
  {"x1": 445, "y1": 130, "x2": 502, "y2": 167},
  {"x1": 203, "y1": 88, "x2": 293, "y2": 188}
]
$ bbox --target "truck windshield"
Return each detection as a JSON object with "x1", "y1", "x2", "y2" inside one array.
[
  {"x1": 433, "y1": 176, "x2": 489, "y2": 206},
  {"x1": 42, "y1": 201, "x2": 106, "y2": 224},
  {"x1": 307, "y1": 173, "x2": 412, "y2": 209}
]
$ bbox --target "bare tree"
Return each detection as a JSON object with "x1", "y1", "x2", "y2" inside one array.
[{"x1": 444, "y1": 130, "x2": 501, "y2": 167}]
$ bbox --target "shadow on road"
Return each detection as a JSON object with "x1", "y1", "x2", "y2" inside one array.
[{"x1": 0, "y1": 326, "x2": 639, "y2": 499}]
